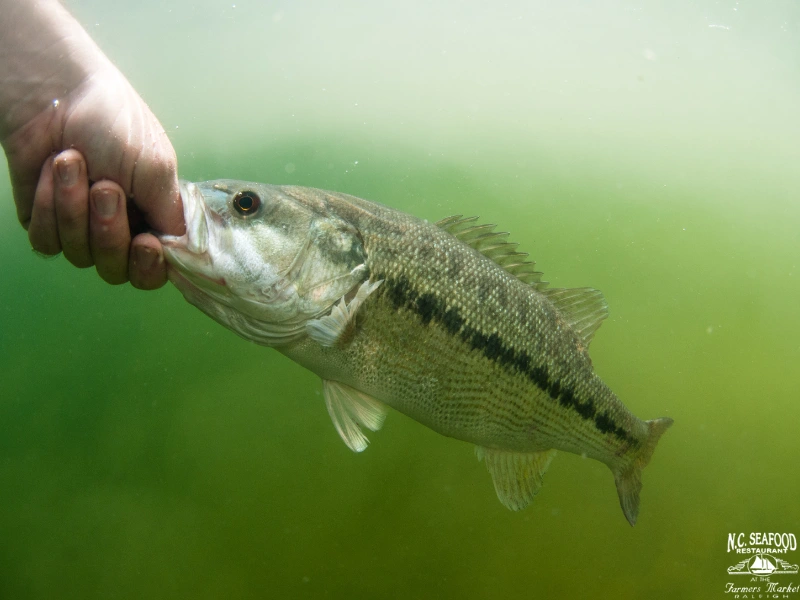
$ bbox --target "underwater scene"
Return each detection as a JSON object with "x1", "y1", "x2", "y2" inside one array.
[{"x1": 1, "y1": 0, "x2": 798, "y2": 598}]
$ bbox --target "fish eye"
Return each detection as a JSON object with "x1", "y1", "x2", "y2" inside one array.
[{"x1": 233, "y1": 191, "x2": 261, "y2": 216}]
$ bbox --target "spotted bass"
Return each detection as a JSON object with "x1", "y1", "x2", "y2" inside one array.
[{"x1": 159, "y1": 180, "x2": 672, "y2": 525}]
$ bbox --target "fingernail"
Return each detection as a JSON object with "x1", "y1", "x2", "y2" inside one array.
[
  {"x1": 134, "y1": 246, "x2": 158, "y2": 271},
  {"x1": 56, "y1": 158, "x2": 79, "y2": 187},
  {"x1": 92, "y1": 188, "x2": 119, "y2": 219}
]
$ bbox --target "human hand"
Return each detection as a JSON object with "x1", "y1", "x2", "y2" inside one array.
[
  {"x1": 4, "y1": 67, "x2": 183, "y2": 289},
  {"x1": 0, "y1": 0, "x2": 183, "y2": 289},
  {"x1": 26, "y1": 146, "x2": 175, "y2": 288}
]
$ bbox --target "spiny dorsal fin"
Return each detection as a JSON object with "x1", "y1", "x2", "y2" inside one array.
[
  {"x1": 475, "y1": 447, "x2": 557, "y2": 511},
  {"x1": 323, "y1": 379, "x2": 388, "y2": 452},
  {"x1": 435, "y1": 215, "x2": 548, "y2": 290},
  {"x1": 436, "y1": 215, "x2": 609, "y2": 348},
  {"x1": 541, "y1": 287, "x2": 608, "y2": 347}
]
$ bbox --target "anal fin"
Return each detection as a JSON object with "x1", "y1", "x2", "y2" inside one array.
[
  {"x1": 323, "y1": 380, "x2": 388, "y2": 452},
  {"x1": 476, "y1": 447, "x2": 556, "y2": 511}
]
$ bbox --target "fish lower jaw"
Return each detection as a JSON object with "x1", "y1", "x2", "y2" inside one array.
[
  {"x1": 166, "y1": 263, "x2": 227, "y2": 297},
  {"x1": 191, "y1": 268, "x2": 227, "y2": 288}
]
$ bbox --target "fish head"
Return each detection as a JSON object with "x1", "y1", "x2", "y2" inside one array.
[{"x1": 159, "y1": 180, "x2": 368, "y2": 346}]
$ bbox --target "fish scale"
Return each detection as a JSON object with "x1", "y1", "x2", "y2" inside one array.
[{"x1": 160, "y1": 180, "x2": 673, "y2": 526}]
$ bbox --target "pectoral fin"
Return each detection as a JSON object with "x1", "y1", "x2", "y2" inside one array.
[
  {"x1": 307, "y1": 279, "x2": 383, "y2": 347},
  {"x1": 323, "y1": 379, "x2": 388, "y2": 452},
  {"x1": 476, "y1": 447, "x2": 557, "y2": 511}
]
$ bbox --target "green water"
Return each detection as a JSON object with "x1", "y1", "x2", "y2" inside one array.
[{"x1": 2, "y1": 1, "x2": 799, "y2": 599}]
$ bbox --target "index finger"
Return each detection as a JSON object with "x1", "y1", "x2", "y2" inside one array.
[{"x1": 6, "y1": 134, "x2": 52, "y2": 229}]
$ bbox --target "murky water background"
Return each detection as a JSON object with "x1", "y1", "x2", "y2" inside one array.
[{"x1": 1, "y1": 1, "x2": 799, "y2": 598}]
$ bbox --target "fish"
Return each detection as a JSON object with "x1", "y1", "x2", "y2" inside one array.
[{"x1": 159, "y1": 179, "x2": 673, "y2": 526}]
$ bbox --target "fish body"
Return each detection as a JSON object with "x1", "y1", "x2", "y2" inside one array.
[{"x1": 160, "y1": 180, "x2": 672, "y2": 525}]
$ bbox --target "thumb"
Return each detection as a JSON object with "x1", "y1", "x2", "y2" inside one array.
[{"x1": 129, "y1": 113, "x2": 184, "y2": 236}]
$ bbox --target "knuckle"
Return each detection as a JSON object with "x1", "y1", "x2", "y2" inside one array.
[
  {"x1": 97, "y1": 263, "x2": 129, "y2": 285},
  {"x1": 29, "y1": 234, "x2": 62, "y2": 256},
  {"x1": 62, "y1": 245, "x2": 94, "y2": 269},
  {"x1": 130, "y1": 271, "x2": 167, "y2": 291},
  {"x1": 92, "y1": 232, "x2": 129, "y2": 254},
  {"x1": 57, "y1": 209, "x2": 89, "y2": 232}
]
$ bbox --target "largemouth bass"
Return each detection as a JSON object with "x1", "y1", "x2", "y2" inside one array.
[{"x1": 160, "y1": 180, "x2": 672, "y2": 526}]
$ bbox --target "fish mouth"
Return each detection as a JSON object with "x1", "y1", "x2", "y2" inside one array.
[
  {"x1": 160, "y1": 181, "x2": 208, "y2": 254},
  {"x1": 159, "y1": 180, "x2": 226, "y2": 289}
]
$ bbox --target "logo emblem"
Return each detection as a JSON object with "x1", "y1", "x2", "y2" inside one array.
[
  {"x1": 725, "y1": 532, "x2": 800, "y2": 597},
  {"x1": 728, "y1": 554, "x2": 799, "y2": 576}
]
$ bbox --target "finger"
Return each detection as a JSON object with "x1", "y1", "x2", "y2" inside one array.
[
  {"x1": 129, "y1": 233, "x2": 168, "y2": 290},
  {"x1": 89, "y1": 180, "x2": 130, "y2": 285},
  {"x1": 10, "y1": 164, "x2": 38, "y2": 230},
  {"x1": 130, "y1": 114, "x2": 184, "y2": 236},
  {"x1": 5, "y1": 127, "x2": 54, "y2": 230},
  {"x1": 53, "y1": 150, "x2": 93, "y2": 268},
  {"x1": 27, "y1": 155, "x2": 62, "y2": 256}
]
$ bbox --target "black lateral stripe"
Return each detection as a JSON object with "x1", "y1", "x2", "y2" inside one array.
[{"x1": 380, "y1": 275, "x2": 635, "y2": 445}]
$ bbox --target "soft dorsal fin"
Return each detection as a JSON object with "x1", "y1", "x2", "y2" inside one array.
[
  {"x1": 436, "y1": 215, "x2": 548, "y2": 289},
  {"x1": 542, "y1": 287, "x2": 609, "y2": 347},
  {"x1": 475, "y1": 447, "x2": 557, "y2": 511},
  {"x1": 323, "y1": 379, "x2": 388, "y2": 452}
]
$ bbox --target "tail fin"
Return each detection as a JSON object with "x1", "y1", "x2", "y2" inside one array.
[{"x1": 614, "y1": 417, "x2": 673, "y2": 526}]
